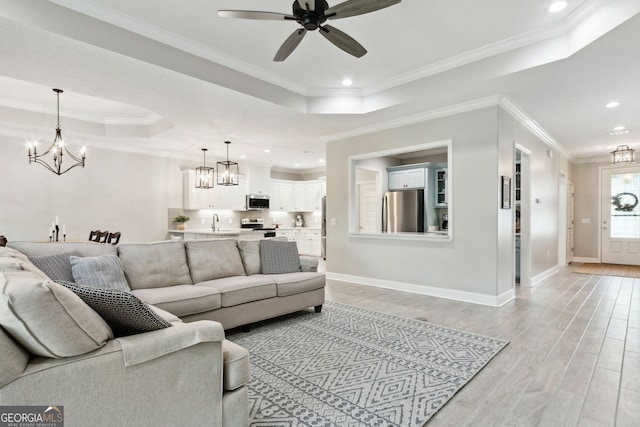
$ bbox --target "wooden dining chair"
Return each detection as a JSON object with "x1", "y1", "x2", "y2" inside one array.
[
  {"x1": 88, "y1": 230, "x2": 101, "y2": 242},
  {"x1": 98, "y1": 231, "x2": 110, "y2": 243},
  {"x1": 106, "y1": 232, "x2": 121, "y2": 245}
]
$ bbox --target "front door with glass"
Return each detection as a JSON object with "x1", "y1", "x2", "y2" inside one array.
[{"x1": 601, "y1": 166, "x2": 640, "y2": 265}]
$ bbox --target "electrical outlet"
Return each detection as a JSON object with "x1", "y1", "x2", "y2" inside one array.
[
  {"x1": 200, "y1": 218, "x2": 205, "y2": 225},
  {"x1": 330, "y1": 218, "x2": 336, "y2": 225},
  {"x1": 228, "y1": 218, "x2": 232, "y2": 224}
]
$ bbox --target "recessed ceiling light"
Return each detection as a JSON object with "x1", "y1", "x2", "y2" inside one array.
[
  {"x1": 606, "y1": 101, "x2": 620, "y2": 108},
  {"x1": 264, "y1": 149, "x2": 270, "y2": 153},
  {"x1": 610, "y1": 127, "x2": 630, "y2": 136},
  {"x1": 342, "y1": 79, "x2": 353, "y2": 87},
  {"x1": 548, "y1": 1, "x2": 567, "y2": 13},
  {"x1": 240, "y1": 155, "x2": 246, "y2": 159},
  {"x1": 319, "y1": 159, "x2": 325, "y2": 163}
]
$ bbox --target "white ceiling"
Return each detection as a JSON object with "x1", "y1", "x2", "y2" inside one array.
[{"x1": 0, "y1": 0, "x2": 639, "y2": 171}]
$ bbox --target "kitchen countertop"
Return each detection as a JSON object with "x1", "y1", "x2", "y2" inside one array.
[{"x1": 168, "y1": 226, "x2": 321, "y2": 235}]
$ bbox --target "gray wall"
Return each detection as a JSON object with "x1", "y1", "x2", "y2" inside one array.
[
  {"x1": 0, "y1": 135, "x2": 184, "y2": 242},
  {"x1": 326, "y1": 107, "x2": 502, "y2": 297},
  {"x1": 326, "y1": 105, "x2": 572, "y2": 300}
]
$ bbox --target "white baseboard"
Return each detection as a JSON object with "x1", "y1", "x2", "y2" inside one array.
[
  {"x1": 326, "y1": 272, "x2": 515, "y2": 307},
  {"x1": 529, "y1": 265, "x2": 561, "y2": 287},
  {"x1": 572, "y1": 257, "x2": 599, "y2": 264}
]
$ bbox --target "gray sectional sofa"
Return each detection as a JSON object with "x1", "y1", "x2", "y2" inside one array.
[{"x1": 0, "y1": 238, "x2": 326, "y2": 426}]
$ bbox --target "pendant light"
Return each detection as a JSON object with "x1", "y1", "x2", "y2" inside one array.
[
  {"x1": 610, "y1": 145, "x2": 636, "y2": 165},
  {"x1": 195, "y1": 148, "x2": 214, "y2": 188},
  {"x1": 27, "y1": 88, "x2": 86, "y2": 175},
  {"x1": 217, "y1": 141, "x2": 239, "y2": 186}
]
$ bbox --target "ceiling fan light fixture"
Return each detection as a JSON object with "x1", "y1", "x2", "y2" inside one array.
[{"x1": 611, "y1": 145, "x2": 636, "y2": 164}]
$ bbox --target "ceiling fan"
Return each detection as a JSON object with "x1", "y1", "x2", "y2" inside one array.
[{"x1": 218, "y1": 0, "x2": 402, "y2": 61}]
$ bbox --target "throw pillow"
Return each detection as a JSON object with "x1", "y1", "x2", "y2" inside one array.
[
  {"x1": 70, "y1": 255, "x2": 130, "y2": 291},
  {"x1": 58, "y1": 281, "x2": 172, "y2": 337},
  {"x1": 259, "y1": 240, "x2": 302, "y2": 274},
  {"x1": 28, "y1": 251, "x2": 81, "y2": 282},
  {"x1": 0, "y1": 270, "x2": 113, "y2": 358},
  {"x1": 237, "y1": 240, "x2": 261, "y2": 275}
]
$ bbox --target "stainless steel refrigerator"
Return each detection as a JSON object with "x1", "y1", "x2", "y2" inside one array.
[{"x1": 382, "y1": 189, "x2": 425, "y2": 232}]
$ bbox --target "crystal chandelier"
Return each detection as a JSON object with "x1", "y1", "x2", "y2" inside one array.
[
  {"x1": 195, "y1": 148, "x2": 214, "y2": 188},
  {"x1": 27, "y1": 89, "x2": 86, "y2": 175},
  {"x1": 217, "y1": 141, "x2": 239, "y2": 186}
]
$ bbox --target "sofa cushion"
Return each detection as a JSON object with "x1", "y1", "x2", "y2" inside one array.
[
  {"x1": 0, "y1": 270, "x2": 113, "y2": 358},
  {"x1": 131, "y1": 285, "x2": 221, "y2": 317},
  {"x1": 118, "y1": 241, "x2": 192, "y2": 289},
  {"x1": 8, "y1": 241, "x2": 117, "y2": 257},
  {"x1": 260, "y1": 240, "x2": 301, "y2": 274},
  {"x1": 28, "y1": 251, "x2": 81, "y2": 282},
  {"x1": 236, "y1": 240, "x2": 261, "y2": 275},
  {"x1": 222, "y1": 339, "x2": 250, "y2": 391},
  {"x1": 0, "y1": 257, "x2": 23, "y2": 271},
  {"x1": 59, "y1": 281, "x2": 171, "y2": 337},
  {"x1": 185, "y1": 239, "x2": 246, "y2": 282},
  {"x1": 197, "y1": 276, "x2": 277, "y2": 307},
  {"x1": 257, "y1": 272, "x2": 326, "y2": 297},
  {"x1": 70, "y1": 255, "x2": 130, "y2": 291},
  {"x1": 0, "y1": 326, "x2": 30, "y2": 388}
]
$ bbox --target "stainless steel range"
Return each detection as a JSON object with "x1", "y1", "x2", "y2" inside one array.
[{"x1": 241, "y1": 218, "x2": 276, "y2": 238}]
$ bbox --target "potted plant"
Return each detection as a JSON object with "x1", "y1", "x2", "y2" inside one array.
[{"x1": 174, "y1": 215, "x2": 190, "y2": 231}]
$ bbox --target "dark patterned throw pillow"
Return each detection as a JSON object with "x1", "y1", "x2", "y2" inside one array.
[
  {"x1": 29, "y1": 251, "x2": 82, "y2": 282},
  {"x1": 58, "y1": 281, "x2": 172, "y2": 337},
  {"x1": 259, "y1": 240, "x2": 301, "y2": 274}
]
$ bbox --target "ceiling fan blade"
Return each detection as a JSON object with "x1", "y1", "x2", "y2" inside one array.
[
  {"x1": 325, "y1": 0, "x2": 401, "y2": 20},
  {"x1": 319, "y1": 25, "x2": 367, "y2": 58},
  {"x1": 274, "y1": 29, "x2": 307, "y2": 61},
  {"x1": 297, "y1": 0, "x2": 316, "y2": 11},
  {"x1": 218, "y1": 10, "x2": 296, "y2": 21}
]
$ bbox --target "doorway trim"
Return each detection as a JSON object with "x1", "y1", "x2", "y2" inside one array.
[
  {"x1": 558, "y1": 171, "x2": 568, "y2": 267},
  {"x1": 516, "y1": 144, "x2": 532, "y2": 288}
]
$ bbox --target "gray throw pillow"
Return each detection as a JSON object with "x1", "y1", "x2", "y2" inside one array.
[
  {"x1": 70, "y1": 255, "x2": 130, "y2": 291},
  {"x1": 259, "y1": 240, "x2": 302, "y2": 274},
  {"x1": 58, "y1": 281, "x2": 172, "y2": 337},
  {"x1": 28, "y1": 251, "x2": 81, "y2": 282}
]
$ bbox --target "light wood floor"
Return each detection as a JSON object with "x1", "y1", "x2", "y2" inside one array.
[{"x1": 324, "y1": 266, "x2": 640, "y2": 426}]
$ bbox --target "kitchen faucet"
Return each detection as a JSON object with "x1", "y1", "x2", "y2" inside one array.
[{"x1": 212, "y1": 213, "x2": 220, "y2": 231}]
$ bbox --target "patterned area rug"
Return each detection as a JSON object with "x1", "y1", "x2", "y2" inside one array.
[
  {"x1": 573, "y1": 262, "x2": 640, "y2": 278},
  {"x1": 227, "y1": 301, "x2": 509, "y2": 426}
]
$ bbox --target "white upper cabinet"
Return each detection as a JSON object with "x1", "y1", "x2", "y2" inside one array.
[
  {"x1": 184, "y1": 170, "x2": 247, "y2": 210},
  {"x1": 245, "y1": 165, "x2": 270, "y2": 195},
  {"x1": 388, "y1": 167, "x2": 425, "y2": 190},
  {"x1": 270, "y1": 180, "x2": 294, "y2": 211},
  {"x1": 183, "y1": 170, "x2": 215, "y2": 209}
]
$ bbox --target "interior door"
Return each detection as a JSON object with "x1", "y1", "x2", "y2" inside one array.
[
  {"x1": 601, "y1": 166, "x2": 640, "y2": 265},
  {"x1": 357, "y1": 181, "x2": 379, "y2": 232}
]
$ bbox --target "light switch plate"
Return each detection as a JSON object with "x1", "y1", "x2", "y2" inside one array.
[{"x1": 330, "y1": 218, "x2": 336, "y2": 225}]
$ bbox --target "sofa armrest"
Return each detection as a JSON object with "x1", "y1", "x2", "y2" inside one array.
[
  {"x1": 299, "y1": 255, "x2": 319, "y2": 272},
  {"x1": 116, "y1": 320, "x2": 224, "y2": 366},
  {"x1": 1, "y1": 321, "x2": 227, "y2": 427}
]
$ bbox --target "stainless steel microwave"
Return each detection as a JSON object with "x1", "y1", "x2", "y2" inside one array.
[{"x1": 246, "y1": 194, "x2": 270, "y2": 210}]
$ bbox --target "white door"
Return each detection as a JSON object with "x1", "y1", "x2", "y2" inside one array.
[
  {"x1": 601, "y1": 166, "x2": 640, "y2": 265},
  {"x1": 567, "y1": 182, "x2": 574, "y2": 263},
  {"x1": 358, "y1": 181, "x2": 379, "y2": 232}
]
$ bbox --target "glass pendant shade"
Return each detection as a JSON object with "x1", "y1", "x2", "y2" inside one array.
[
  {"x1": 217, "y1": 141, "x2": 239, "y2": 186},
  {"x1": 27, "y1": 88, "x2": 86, "y2": 175},
  {"x1": 611, "y1": 145, "x2": 636, "y2": 165},
  {"x1": 195, "y1": 148, "x2": 214, "y2": 188}
]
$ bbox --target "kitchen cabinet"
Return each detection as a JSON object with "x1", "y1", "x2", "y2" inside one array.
[
  {"x1": 271, "y1": 179, "x2": 325, "y2": 212},
  {"x1": 270, "y1": 181, "x2": 295, "y2": 211},
  {"x1": 183, "y1": 170, "x2": 215, "y2": 209},
  {"x1": 184, "y1": 170, "x2": 247, "y2": 210},
  {"x1": 246, "y1": 165, "x2": 270, "y2": 196},
  {"x1": 388, "y1": 167, "x2": 425, "y2": 190},
  {"x1": 215, "y1": 176, "x2": 246, "y2": 210},
  {"x1": 434, "y1": 167, "x2": 448, "y2": 207},
  {"x1": 275, "y1": 228, "x2": 321, "y2": 256}
]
